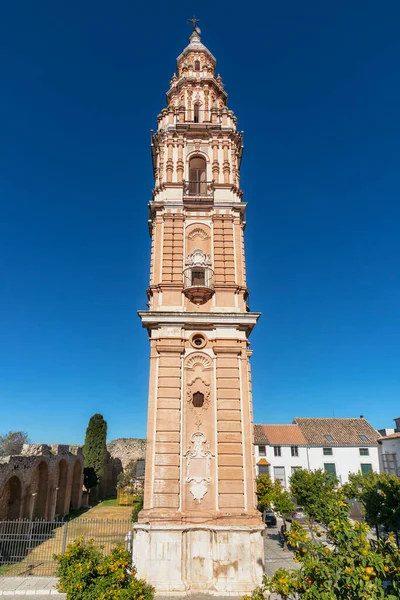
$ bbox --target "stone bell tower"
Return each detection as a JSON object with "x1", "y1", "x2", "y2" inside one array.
[{"x1": 133, "y1": 21, "x2": 264, "y2": 595}]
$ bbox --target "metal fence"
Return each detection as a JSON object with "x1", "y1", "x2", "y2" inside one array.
[{"x1": 0, "y1": 519, "x2": 132, "y2": 576}]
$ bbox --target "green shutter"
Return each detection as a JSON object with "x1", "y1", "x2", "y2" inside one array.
[
  {"x1": 361, "y1": 464, "x2": 372, "y2": 475},
  {"x1": 324, "y1": 463, "x2": 336, "y2": 475}
]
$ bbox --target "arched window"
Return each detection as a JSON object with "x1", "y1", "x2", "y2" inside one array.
[
  {"x1": 189, "y1": 156, "x2": 206, "y2": 195},
  {"x1": 194, "y1": 60, "x2": 200, "y2": 71},
  {"x1": 193, "y1": 392, "x2": 204, "y2": 408},
  {"x1": 193, "y1": 103, "x2": 200, "y2": 123}
]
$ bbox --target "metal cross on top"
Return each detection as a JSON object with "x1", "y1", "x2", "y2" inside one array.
[{"x1": 187, "y1": 16, "x2": 200, "y2": 31}]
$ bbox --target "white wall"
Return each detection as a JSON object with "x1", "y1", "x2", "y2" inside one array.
[
  {"x1": 255, "y1": 444, "x2": 380, "y2": 487},
  {"x1": 306, "y1": 446, "x2": 380, "y2": 484},
  {"x1": 255, "y1": 444, "x2": 308, "y2": 488}
]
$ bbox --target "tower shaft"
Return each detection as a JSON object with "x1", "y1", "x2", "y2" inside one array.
[{"x1": 133, "y1": 28, "x2": 264, "y2": 594}]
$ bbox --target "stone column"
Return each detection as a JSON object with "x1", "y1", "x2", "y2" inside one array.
[
  {"x1": 214, "y1": 346, "x2": 245, "y2": 512},
  {"x1": 158, "y1": 144, "x2": 164, "y2": 186},
  {"x1": 154, "y1": 147, "x2": 160, "y2": 188},
  {"x1": 222, "y1": 139, "x2": 230, "y2": 184},
  {"x1": 187, "y1": 89, "x2": 193, "y2": 121},
  {"x1": 176, "y1": 138, "x2": 184, "y2": 183},
  {"x1": 152, "y1": 343, "x2": 184, "y2": 511},
  {"x1": 212, "y1": 214, "x2": 225, "y2": 284},
  {"x1": 28, "y1": 493, "x2": 38, "y2": 521},
  {"x1": 50, "y1": 487, "x2": 59, "y2": 520},
  {"x1": 204, "y1": 88, "x2": 209, "y2": 121},
  {"x1": 166, "y1": 136, "x2": 174, "y2": 183},
  {"x1": 212, "y1": 137, "x2": 220, "y2": 183}
]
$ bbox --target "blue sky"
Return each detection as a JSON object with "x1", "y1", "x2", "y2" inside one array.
[{"x1": 0, "y1": 1, "x2": 399, "y2": 444}]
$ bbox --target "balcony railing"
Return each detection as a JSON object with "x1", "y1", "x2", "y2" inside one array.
[
  {"x1": 183, "y1": 266, "x2": 215, "y2": 304},
  {"x1": 183, "y1": 180, "x2": 214, "y2": 200},
  {"x1": 176, "y1": 109, "x2": 223, "y2": 125}
]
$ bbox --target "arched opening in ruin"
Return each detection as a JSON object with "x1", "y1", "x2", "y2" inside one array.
[
  {"x1": 0, "y1": 475, "x2": 22, "y2": 520},
  {"x1": 23, "y1": 485, "x2": 32, "y2": 518},
  {"x1": 34, "y1": 462, "x2": 49, "y2": 520},
  {"x1": 55, "y1": 460, "x2": 68, "y2": 518},
  {"x1": 70, "y1": 460, "x2": 82, "y2": 510}
]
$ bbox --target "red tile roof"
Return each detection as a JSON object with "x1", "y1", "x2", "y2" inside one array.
[
  {"x1": 254, "y1": 424, "x2": 269, "y2": 444},
  {"x1": 260, "y1": 424, "x2": 307, "y2": 445},
  {"x1": 295, "y1": 417, "x2": 380, "y2": 446}
]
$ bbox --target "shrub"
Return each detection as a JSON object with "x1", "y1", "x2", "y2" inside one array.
[
  {"x1": 132, "y1": 496, "x2": 144, "y2": 523},
  {"x1": 245, "y1": 519, "x2": 400, "y2": 599},
  {"x1": 54, "y1": 538, "x2": 154, "y2": 600}
]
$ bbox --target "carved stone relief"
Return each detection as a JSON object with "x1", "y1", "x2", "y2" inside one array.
[
  {"x1": 186, "y1": 376, "x2": 211, "y2": 429},
  {"x1": 184, "y1": 432, "x2": 214, "y2": 502}
]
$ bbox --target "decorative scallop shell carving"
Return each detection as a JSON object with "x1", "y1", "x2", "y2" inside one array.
[
  {"x1": 188, "y1": 227, "x2": 209, "y2": 240},
  {"x1": 185, "y1": 353, "x2": 212, "y2": 370}
]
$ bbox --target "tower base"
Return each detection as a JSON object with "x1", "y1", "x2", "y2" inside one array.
[{"x1": 132, "y1": 523, "x2": 265, "y2": 596}]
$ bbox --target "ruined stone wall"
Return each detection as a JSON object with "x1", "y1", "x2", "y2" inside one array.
[
  {"x1": 0, "y1": 446, "x2": 84, "y2": 521},
  {"x1": 107, "y1": 438, "x2": 146, "y2": 469}
]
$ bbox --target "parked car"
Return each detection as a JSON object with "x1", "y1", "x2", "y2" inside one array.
[
  {"x1": 287, "y1": 506, "x2": 307, "y2": 523},
  {"x1": 263, "y1": 508, "x2": 277, "y2": 527}
]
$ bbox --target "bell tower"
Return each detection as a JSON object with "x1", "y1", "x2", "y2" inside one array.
[{"x1": 133, "y1": 21, "x2": 264, "y2": 595}]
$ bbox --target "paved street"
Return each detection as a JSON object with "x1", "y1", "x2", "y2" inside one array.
[
  {"x1": 0, "y1": 577, "x2": 61, "y2": 596},
  {"x1": 263, "y1": 519, "x2": 301, "y2": 578}
]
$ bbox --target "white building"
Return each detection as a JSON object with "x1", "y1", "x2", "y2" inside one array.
[
  {"x1": 254, "y1": 417, "x2": 380, "y2": 486},
  {"x1": 378, "y1": 417, "x2": 400, "y2": 476}
]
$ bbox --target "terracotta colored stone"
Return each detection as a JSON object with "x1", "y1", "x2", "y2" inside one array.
[{"x1": 134, "y1": 27, "x2": 264, "y2": 595}]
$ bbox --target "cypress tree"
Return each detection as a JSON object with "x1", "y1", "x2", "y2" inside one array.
[{"x1": 83, "y1": 414, "x2": 107, "y2": 479}]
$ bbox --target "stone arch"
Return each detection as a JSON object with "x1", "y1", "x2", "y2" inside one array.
[
  {"x1": 186, "y1": 223, "x2": 211, "y2": 256},
  {"x1": 0, "y1": 475, "x2": 22, "y2": 520},
  {"x1": 185, "y1": 352, "x2": 212, "y2": 370},
  {"x1": 188, "y1": 227, "x2": 209, "y2": 240},
  {"x1": 34, "y1": 461, "x2": 49, "y2": 519},
  {"x1": 70, "y1": 459, "x2": 82, "y2": 510},
  {"x1": 186, "y1": 149, "x2": 210, "y2": 162},
  {"x1": 55, "y1": 459, "x2": 68, "y2": 518}
]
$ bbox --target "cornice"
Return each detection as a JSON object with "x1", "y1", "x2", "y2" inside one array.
[
  {"x1": 138, "y1": 310, "x2": 261, "y2": 334},
  {"x1": 155, "y1": 343, "x2": 185, "y2": 354},
  {"x1": 167, "y1": 77, "x2": 227, "y2": 100}
]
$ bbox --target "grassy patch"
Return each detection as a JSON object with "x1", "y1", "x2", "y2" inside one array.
[{"x1": 99, "y1": 498, "x2": 118, "y2": 507}]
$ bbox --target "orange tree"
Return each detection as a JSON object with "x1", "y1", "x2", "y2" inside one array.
[
  {"x1": 255, "y1": 474, "x2": 276, "y2": 521},
  {"x1": 289, "y1": 468, "x2": 349, "y2": 543},
  {"x1": 55, "y1": 538, "x2": 154, "y2": 600},
  {"x1": 344, "y1": 472, "x2": 400, "y2": 539},
  {"x1": 246, "y1": 519, "x2": 400, "y2": 600}
]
